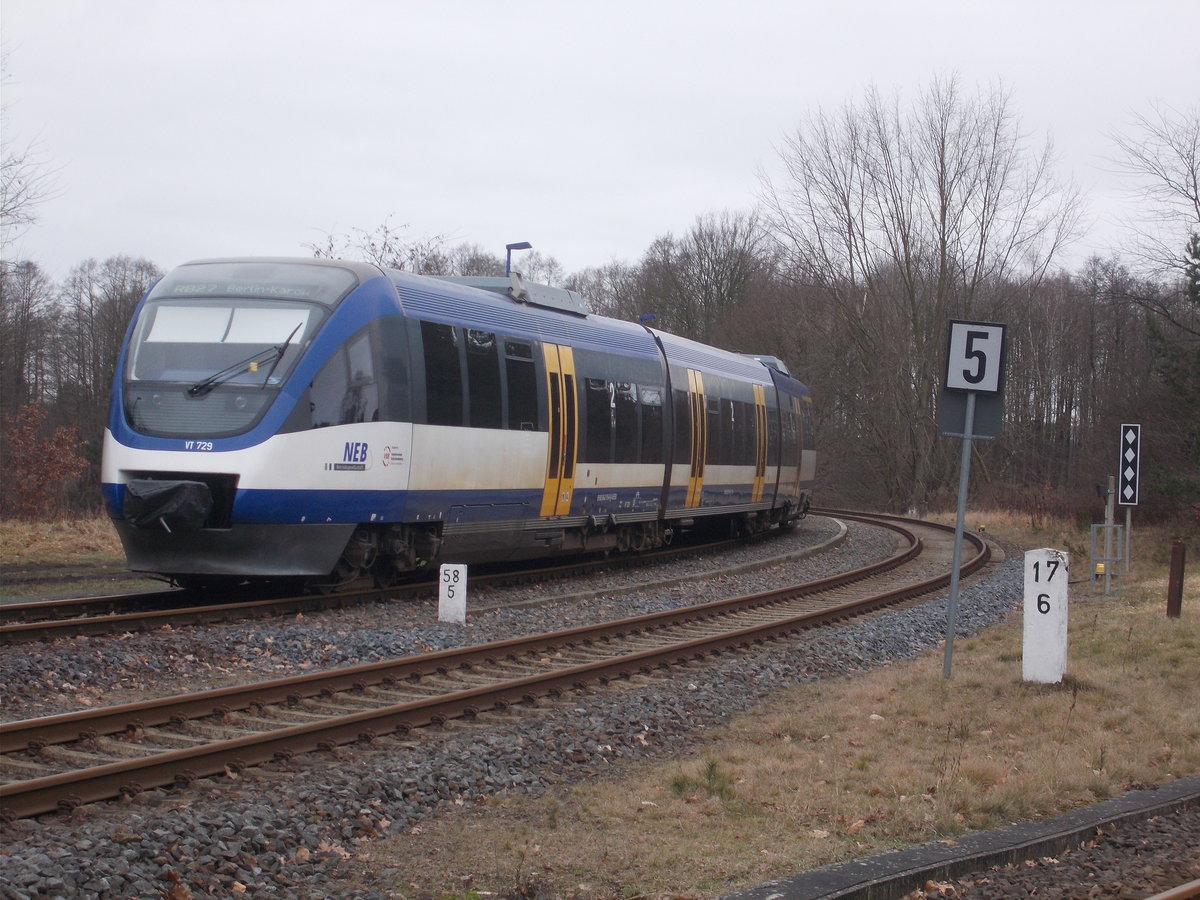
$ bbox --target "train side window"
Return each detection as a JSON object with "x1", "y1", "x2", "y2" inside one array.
[
  {"x1": 422, "y1": 321, "x2": 463, "y2": 426},
  {"x1": 584, "y1": 377, "x2": 613, "y2": 463},
  {"x1": 640, "y1": 387, "x2": 663, "y2": 463},
  {"x1": 705, "y1": 396, "x2": 722, "y2": 466},
  {"x1": 736, "y1": 399, "x2": 753, "y2": 464},
  {"x1": 344, "y1": 330, "x2": 379, "y2": 423},
  {"x1": 781, "y1": 408, "x2": 797, "y2": 460},
  {"x1": 672, "y1": 389, "x2": 690, "y2": 465},
  {"x1": 376, "y1": 316, "x2": 411, "y2": 422},
  {"x1": 614, "y1": 382, "x2": 638, "y2": 464},
  {"x1": 729, "y1": 399, "x2": 742, "y2": 464},
  {"x1": 504, "y1": 340, "x2": 538, "y2": 431},
  {"x1": 466, "y1": 329, "x2": 502, "y2": 429},
  {"x1": 309, "y1": 347, "x2": 349, "y2": 428},
  {"x1": 304, "y1": 326, "x2": 379, "y2": 429},
  {"x1": 766, "y1": 404, "x2": 781, "y2": 467},
  {"x1": 719, "y1": 398, "x2": 735, "y2": 466},
  {"x1": 728, "y1": 401, "x2": 737, "y2": 465}
]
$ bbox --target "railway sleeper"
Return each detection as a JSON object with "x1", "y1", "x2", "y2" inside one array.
[{"x1": 0, "y1": 756, "x2": 57, "y2": 778}]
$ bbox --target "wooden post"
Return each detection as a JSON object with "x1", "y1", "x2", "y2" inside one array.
[{"x1": 1167, "y1": 541, "x2": 1185, "y2": 619}]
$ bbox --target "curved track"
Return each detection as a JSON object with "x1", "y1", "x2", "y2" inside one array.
[
  {"x1": 0, "y1": 532, "x2": 792, "y2": 644},
  {"x1": 1, "y1": 512, "x2": 988, "y2": 820}
]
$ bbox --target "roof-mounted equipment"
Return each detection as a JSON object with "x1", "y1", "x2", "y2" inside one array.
[{"x1": 435, "y1": 274, "x2": 590, "y2": 317}]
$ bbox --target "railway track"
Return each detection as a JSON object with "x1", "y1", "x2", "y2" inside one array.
[
  {"x1": 0, "y1": 529, "x2": 800, "y2": 644},
  {"x1": 0, "y1": 511, "x2": 988, "y2": 821}
]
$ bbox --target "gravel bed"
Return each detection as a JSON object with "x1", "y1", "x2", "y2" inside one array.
[
  {"x1": 1, "y1": 518, "x2": 1175, "y2": 900},
  {"x1": 0, "y1": 517, "x2": 867, "y2": 722},
  {"x1": 919, "y1": 804, "x2": 1200, "y2": 898}
]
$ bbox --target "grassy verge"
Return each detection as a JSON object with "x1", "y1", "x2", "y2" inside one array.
[
  {"x1": 359, "y1": 519, "x2": 1200, "y2": 898},
  {"x1": 0, "y1": 516, "x2": 124, "y2": 566},
  {"x1": 0, "y1": 516, "x2": 151, "y2": 598}
]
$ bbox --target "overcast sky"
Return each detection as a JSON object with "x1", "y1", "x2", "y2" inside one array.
[{"x1": 3, "y1": 0, "x2": 1197, "y2": 282}]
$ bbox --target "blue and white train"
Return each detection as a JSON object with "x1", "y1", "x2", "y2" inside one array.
[{"x1": 101, "y1": 258, "x2": 816, "y2": 589}]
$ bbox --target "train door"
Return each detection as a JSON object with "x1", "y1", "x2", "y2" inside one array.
[
  {"x1": 752, "y1": 384, "x2": 768, "y2": 502},
  {"x1": 540, "y1": 343, "x2": 578, "y2": 517},
  {"x1": 686, "y1": 369, "x2": 706, "y2": 507}
]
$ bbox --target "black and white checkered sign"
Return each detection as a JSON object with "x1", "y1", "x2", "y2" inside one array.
[{"x1": 1119, "y1": 424, "x2": 1141, "y2": 506}]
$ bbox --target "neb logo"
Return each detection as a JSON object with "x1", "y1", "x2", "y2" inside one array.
[{"x1": 343, "y1": 441, "x2": 369, "y2": 463}]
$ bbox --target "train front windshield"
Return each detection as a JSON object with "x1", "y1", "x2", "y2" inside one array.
[{"x1": 121, "y1": 260, "x2": 359, "y2": 438}]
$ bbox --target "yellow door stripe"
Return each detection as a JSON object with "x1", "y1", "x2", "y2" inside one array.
[
  {"x1": 556, "y1": 346, "x2": 577, "y2": 516},
  {"x1": 752, "y1": 384, "x2": 767, "y2": 502},
  {"x1": 540, "y1": 344, "x2": 578, "y2": 517},
  {"x1": 686, "y1": 369, "x2": 705, "y2": 508}
]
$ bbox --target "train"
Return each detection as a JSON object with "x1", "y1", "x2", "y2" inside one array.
[{"x1": 100, "y1": 257, "x2": 816, "y2": 589}]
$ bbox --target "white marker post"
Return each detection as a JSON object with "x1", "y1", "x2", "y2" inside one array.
[
  {"x1": 1023, "y1": 549, "x2": 1069, "y2": 684},
  {"x1": 438, "y1": 563, "x2": 467, "y2": 624}
]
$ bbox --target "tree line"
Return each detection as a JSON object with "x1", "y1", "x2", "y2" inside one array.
[{"x1": 2, "y1": 77, "x2": 1196, "y2": 523}]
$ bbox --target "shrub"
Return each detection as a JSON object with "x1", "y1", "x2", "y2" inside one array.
[{"x1": 1, "y1": 404, "x2": 90, "y2": 519}]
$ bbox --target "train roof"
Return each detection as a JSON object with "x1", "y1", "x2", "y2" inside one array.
[
  {"x1": 396, "y1": 270, "x2": 798, "y2": 387},
  {"x1": 649, "y1": 329, "x2": 783, "y2": 383},
  {"x1": 391, "y1": 269, "x2": 660, "y2": 362},
  {"x1": 163, "y1": 258, "x2": 807, "y2": 389},
  {"x1": 741, "y1": 354, "x2": 791, "y2": 375},
  {"x1": 178, "y1": 256, "x2": 385, "y2": 281}
]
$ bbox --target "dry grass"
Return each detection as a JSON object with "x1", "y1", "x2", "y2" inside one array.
[
  {"x1": 0, "y1": 516, "x2": 124, "y2": 566},
  {"x1": 362, "y1": 517, "x2": 1200, "y2": 899}
]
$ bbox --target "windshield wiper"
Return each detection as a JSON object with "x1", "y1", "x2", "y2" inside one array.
[
  {"x1": 187, "y1": 323, "x2": 303, "y2": 397},
  {"x1": 260, "y1": 322, "x2": 303, "y2": 386}
]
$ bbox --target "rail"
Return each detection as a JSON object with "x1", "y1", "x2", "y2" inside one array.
[{"x1": 1, "y1": 513, "x2": 989, "y2": 820}]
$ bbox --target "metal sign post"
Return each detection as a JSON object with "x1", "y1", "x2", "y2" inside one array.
[
  {"x1": 943, "y1": 392, "x2": 977, "y2": 679},
  {"x1": 940, "y1": 320, "x2": 1007, "y2": 679}
]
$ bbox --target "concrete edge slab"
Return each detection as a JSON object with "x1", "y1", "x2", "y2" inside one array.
[{"x1": 722, "y1": 775, "x2": 1200, "y2": 900}]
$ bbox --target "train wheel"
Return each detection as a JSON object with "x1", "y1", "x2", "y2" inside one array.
[{"x1": 371, "y1": 558, "x2": 402, "y2": 589}]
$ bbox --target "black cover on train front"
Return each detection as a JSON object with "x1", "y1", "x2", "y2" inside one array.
[{"x1": 123, "y1": 480, "x2": 213, "y2": 531}]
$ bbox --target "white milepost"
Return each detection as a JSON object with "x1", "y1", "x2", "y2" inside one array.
[
  {"x1": 1023, "y1": 549, "x2": 1069, "y2": 683},
  {"x1": 438, "y1": 563, "x2": 467, "y2": 624}
]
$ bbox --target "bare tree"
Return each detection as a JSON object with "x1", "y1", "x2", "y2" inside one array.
[
  {"x1": 1109, "y1": 102, "x2": 1200, "y2": 285},
  {"x1": 0, "y1": 50, "x2": 60, "y2": 256},
  {"x1": 0, "y1": 260, "x2": 57, "y2": 412},
  {"x1": 636, "y1": 210, "x2": 774, "y2": 345},
  {"x1": 309, "y1": 222, "x2": 569, "y2": 284},
  {"x1": 565, "y1": 260, "x2": 643, "y2": 319},
  {"x1": 308, "y1": 217, "x2": 449, "y2": 273},
  {"x1": 434, "y1": 243, "x2": 504, "y2": 277},
  {"x1": 0, "y1": 140, "x2": 58, "y2": 255},
  {"x1": 517, "y1": 250, "x2": 567, "y2": 286},
  {"x1": 51, "y1": 256, "x2": 161, "y2": 473},
  {"x1": 1106, "y1": 102, "x2": 1200, "y2": 372},
  {"x1": 760, "y1": 75, "x2": 1084, "y2": 511}
]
